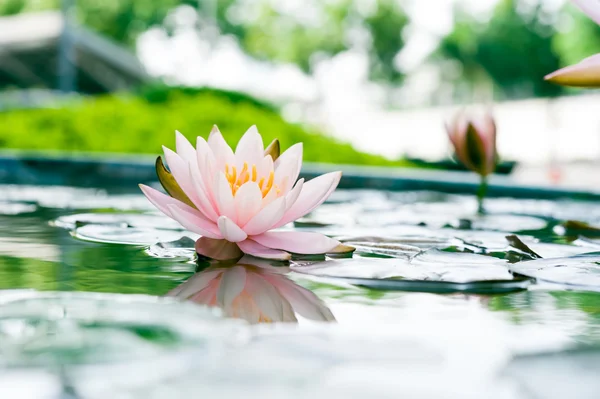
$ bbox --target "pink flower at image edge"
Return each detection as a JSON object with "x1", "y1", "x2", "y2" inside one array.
[
  {"x1": 545, "y1": 0, "x2": 600, "y2": 87},
  {"x1": 140, "y1": 126, "x2": 351, "y2": 261}
]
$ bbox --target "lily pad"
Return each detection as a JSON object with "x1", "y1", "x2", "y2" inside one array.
[
  {"x1": 72, "y1": 224, "x2": 192, "y2": 245},
  {"x1": 53, "y1": 213, "x2": 182, "y2": 231},
  {"x1": 508, "y1": 255, "x2": 600, "y2": 291},
  {"x1": 292, "y1": 250, "x2": 530, "y2": 294},
  {"x1": 353, "y1": 200, "x2": 548, "y2": 232},
  {"x1": 525, "y1": 242, "x2": 597, "y2": 259},
  {"x1": 338, "y1": 231, "x2": 573, "y2": 258},
  {"x1": 0, "y1": 185, "x2": 151, "y2": 211},
  {"x1": 342, "y1": 241, "x2": 421, "y2": 258},
  {"x1": 0, "y1": 202, "x2": 37, "y2": 215}
]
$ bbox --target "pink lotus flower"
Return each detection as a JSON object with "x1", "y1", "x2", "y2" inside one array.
[
  {"x1": 167, "y1": 257, "x2": 335, "y2": 323},
  {"x1": 545, "y1": 0, "x2": 600, "y2": 87},
  {"x1": 140, "y1": 126, "x2": 352, "y2": 261},
  {"x1": 446, "y1": 111, "x2": 497, "y2": 177}
]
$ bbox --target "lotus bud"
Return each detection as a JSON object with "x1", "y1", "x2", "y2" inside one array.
[{"x1": 446, "y1": 111, "x2": 497, "y2": 177}]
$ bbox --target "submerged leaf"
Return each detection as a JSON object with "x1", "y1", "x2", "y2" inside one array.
[{"x1": 155, "y1": 156, "x2": 195, "y2": 208}]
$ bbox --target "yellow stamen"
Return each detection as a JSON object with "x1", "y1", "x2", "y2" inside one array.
[
  {"x1": 230, "y1": 166, "x2": 237, "y2": 185},
  {"x1": 238, "y1": 162, "x2": 248, "y2": 186},
  {"x1": 225, "y1": 162, "x2": 279, "y2": 198},
  {"x1": 261, "y1": 171, "x2": 275, "y2": 197},
  {"x1": 258, "y1": 314, "x2": 272, "y2": 323},
  {"x1": 225, "y1": 163, "x2": 237, "y2": 186}
]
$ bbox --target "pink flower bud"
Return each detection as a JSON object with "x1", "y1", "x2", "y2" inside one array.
[
  {"x1": 545, "y1": 54, "x2": 600, "y2": 88},
  {"x1": 545, "y1": 1, "x2": 600, "y2": 88},
  {"x1": 446, "y1": 111, "x2": 497, "y2": 177}
]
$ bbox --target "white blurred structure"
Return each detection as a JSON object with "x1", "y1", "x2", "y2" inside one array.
[
  {"x1": 138, "y1": 4, "x2": 599, "y2": 175},
  {"x1": 322, "y1": 94, "x2": 600, "y2": 165},
  {"x1": 0, "y1": 11, "x2": 147, "y2": 95}
]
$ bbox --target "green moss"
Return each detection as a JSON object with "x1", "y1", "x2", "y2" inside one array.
[{"x1": 0, "y1": 90, "x2": 410, "y2": 166}]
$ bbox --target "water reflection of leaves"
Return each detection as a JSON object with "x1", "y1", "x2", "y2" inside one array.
[
  {"x1": 488, "y1": 290, "x2": 600, "y2": 346},
  {"x1": 168, "y1": 256, "x2": 335, "y2": 324}
]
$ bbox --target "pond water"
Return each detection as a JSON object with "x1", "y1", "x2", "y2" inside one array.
[{"x1": 1, "y1": 184, "x2": 600, "y2": 398}]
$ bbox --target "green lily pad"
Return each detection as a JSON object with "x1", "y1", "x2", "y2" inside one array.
[
  {"x1": 292, "y1": 250, "x2": 530, "y2": 294},
  {"x1": 508, "y1": 255, "x2": 600, "y2": 291}
]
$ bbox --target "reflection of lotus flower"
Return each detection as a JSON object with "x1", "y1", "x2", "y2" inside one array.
[
  {"x1": 140, "y1": 126, "x2": 353, "y2": 261},
  {"x1": 168, "y1": 258, "x2": 335, "y2": 324},
  {"x1": 545, "y1": 0, "x2": 600, "y2": 87},
  {"x1": 446, "y1": 111, "x2": 497, "y2": 177}
]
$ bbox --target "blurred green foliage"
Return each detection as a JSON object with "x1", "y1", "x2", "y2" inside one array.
[
  {"x1": 365, "y1": 0, "x2": 408, "y2": 84},
  {"x1": 137, "y1": 84, "x2": 277, "y2": 111},
  {"x1": 0, "y1": 87, "x2": 406, "y2": 166},
  {"x1": 4, "y1": 0, "x2": 599, "y2": 102},
  {"x1": 0, "y1": 0, "x2": 188, "y2": 46},
  {"x1": 553, "y1": 6, "x2": 600, "y2": 67},
  {"x1": 436, "y1": 0, "x2": 563, "y2": 100},
  {"x1": 241, "y1": 1, "x2": 347, "y2": 73},
  {"x1": 1, "y1": 0, "x2": 409, "y2": 87},
  {"x1": 236, "y1": 0, "x2": 409, "y2": 84}
]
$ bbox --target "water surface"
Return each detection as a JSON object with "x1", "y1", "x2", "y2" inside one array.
[{"x1": 1, "y1": 185, "x2": 599, "y2": 398}]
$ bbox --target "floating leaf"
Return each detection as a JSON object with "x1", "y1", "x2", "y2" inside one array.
[
  {"x1": 292, "y1": 250, "x2": 530, "y2": 294},
  {"x1": 53, "y1": 213, "x2": 182, "y2": 231},
  {"x1": 72, "y1": 224, "x2": 192, "y2": 245},
  {"x1": 341, "y1": 235, "x2": 450, "y2": 249},
  {"x1": 0, "y1": 202, "x2": 36, "y2": 215},
  {"x1": 508, "y1": 255, "x2": 600, "y2": 291},
  {"x1": 327, "y1": 243, "x2": 356, "y2": 258},
  {"x1": 341, "y1": 241, "x2": 421, "y2": 258}
]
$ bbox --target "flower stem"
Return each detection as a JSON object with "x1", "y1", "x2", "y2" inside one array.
[{"x1": 477, "y1": 176, "x2": 488, "y2": 214}]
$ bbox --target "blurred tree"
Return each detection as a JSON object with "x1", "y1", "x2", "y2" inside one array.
[
  {"x1": 553, "y1": 5, "x2": 600, "y2": 67},
  {"x1": 0, "y1": 0, "x2": 191, "y2": 46},
  {"x1": 0, "y1": 0, "x2": 28, "y2": 15},
  {"x1": 435, "y1": 0, "x2": 563, "y2": 100},
  {"x1": 238, "y1": 1, "x2": 347, "y2": 73},
  {"x1": 233, "y1": 0, "x2": 409, "y2": 84},
  {"x1": 434, "y1": 10, "x2": 488, "y2": 103},
  {"x1": 364, "y1": 0, "x2": 408, "y2": 85},
  {"x1": 0, "y1": 0, "x2": 409, "y2": 86}
]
